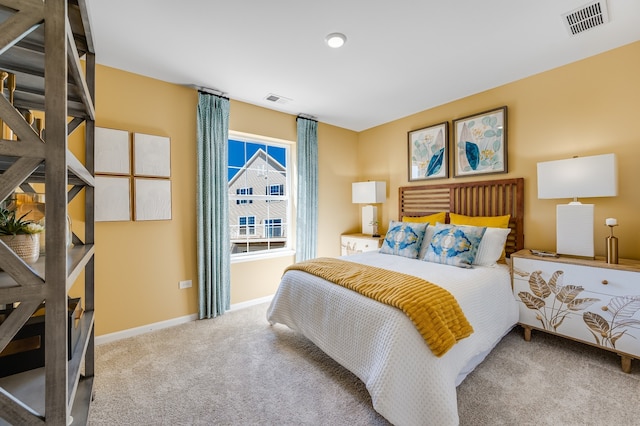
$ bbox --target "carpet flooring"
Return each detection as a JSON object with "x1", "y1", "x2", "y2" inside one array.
[{"x1": 88, "y1": 302, "x2": 640, "y2": 425}]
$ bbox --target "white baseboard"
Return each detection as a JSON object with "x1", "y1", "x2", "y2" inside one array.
[
  {"x1": 95, "y1": 295, "x2": 273, "y2": 346},
  {"x1": 229, "y1": 294, "x2": 273, "y2": 312}
]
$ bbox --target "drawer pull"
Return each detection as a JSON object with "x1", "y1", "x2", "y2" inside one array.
[
  {"x1": 601, "y1": 280, "x2": 608, "y2": 285},
  {"x1": 602, "y1": 306, "x2": 608, "y2": 312}
]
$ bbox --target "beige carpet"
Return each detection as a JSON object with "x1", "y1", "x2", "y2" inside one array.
[{"x1": 89, "y1": 302, "x2": 640, "y2": 425}]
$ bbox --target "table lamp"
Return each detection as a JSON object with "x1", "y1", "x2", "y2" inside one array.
[
  {"x1": 537, "y1": 153, "x2": 617, "y2": 258},
  {"x1": 352, "y1": 181, "x2": 386, "y2": 235}
]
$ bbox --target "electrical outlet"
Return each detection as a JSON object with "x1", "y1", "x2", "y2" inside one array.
[{"x1": 179, "y1": 280, "x2": 192, "y2": 289}]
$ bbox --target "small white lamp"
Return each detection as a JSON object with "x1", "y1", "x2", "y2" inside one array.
[
  {"x1": 352, "y1": 181, "x2": 386, "y2": 235},
  {"x1": 537, "y1": 153, "x2": 617, "y2": 258}
]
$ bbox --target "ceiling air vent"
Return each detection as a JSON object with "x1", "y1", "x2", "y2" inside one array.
[
  {"x1": 562, "y1": 0, "x2": 609, "y2": 36},
  {"x1": 264, "y1": 93, "x2": 292, "y2": 104}
]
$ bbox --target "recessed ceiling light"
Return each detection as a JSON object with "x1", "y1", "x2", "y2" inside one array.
[{"x1": 325, "y1": 32, "x2": 346, "y2": 48}]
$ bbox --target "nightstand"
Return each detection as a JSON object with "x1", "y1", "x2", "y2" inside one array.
[
  {"x1": 340, "y1": 233, "x2": 383, "y2": 256},
  {"x1": 511, "y1": 249, "x2": 640, "y2": 373}
]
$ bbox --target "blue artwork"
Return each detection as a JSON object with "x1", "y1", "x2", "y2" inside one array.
[
  {"x1": 455, "y1": 107, "x2": 506, "y2": 176},
  {"x1": 409, "y1": 123, "x2": 448, "y2": 181}
]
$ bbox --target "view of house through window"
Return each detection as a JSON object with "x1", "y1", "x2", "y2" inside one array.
[{"x1": 228, "y1": 132, "x2": 291, "y2": 256}]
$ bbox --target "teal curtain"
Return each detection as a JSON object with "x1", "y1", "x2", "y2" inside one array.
[
  {"x1": 197, "y1": 92, "x2": 231, "y2": 319},
  {"x1": 296, "y1": 117, "x2": 318, "y2": 262}
]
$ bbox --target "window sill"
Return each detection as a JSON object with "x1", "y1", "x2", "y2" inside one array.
[{"x1": 231, "y1": 248, "x2": 296, "y2": 264}]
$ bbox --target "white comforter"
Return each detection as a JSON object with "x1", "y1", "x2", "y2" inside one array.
[{"x1": 266, "y1": 252, "x2": 518, "y2": 426}]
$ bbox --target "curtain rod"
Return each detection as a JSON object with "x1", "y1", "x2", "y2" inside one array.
[
  {"x1": 189, "y1": 84, "x2": 229, "y2": 99},
  {"x1": 297, "y1": 113, "x2": 318, "y2": 122}
]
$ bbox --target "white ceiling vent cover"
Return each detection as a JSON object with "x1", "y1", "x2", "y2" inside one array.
[
  {"x1": 562, "y1": 0, "x2": 609, "y2": 36},
  {"x1": 264, "y1": 93, "x2": 292, "y2": 104}
]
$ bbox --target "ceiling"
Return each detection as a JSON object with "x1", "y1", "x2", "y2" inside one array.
[{"x1": 84, "y1": 0, "x2": 640, "y2": 132}]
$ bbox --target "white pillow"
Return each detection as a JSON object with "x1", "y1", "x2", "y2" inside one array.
[
  {"x1": 418, "y1": 224, "x2": 436, "y2": 260},
  {"x1": 473, "y1": 227, "x2": 511, "y2": 266}
]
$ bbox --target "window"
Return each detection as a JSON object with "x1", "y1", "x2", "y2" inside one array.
[
  {"x1": 236, "y1": 187, "x2": 253, "y2": 204},
  {"x1": 238, "y1": 216, "x2": 256, "y2": 235},
  {"x1": 264, "y1": 219, "x2": 282, "y2": 238},
  {"x1": 267, "y1": 184, "x2": 284, "y2": 196},
  {"x1": 228, "y1": 131, "x2": 291, "y2": 256}
]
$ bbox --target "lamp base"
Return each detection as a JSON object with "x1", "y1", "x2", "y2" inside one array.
[
  {"x1": 361, "y1": 205, "x2": 377, "y2": 235},
  {"x1": 606, "y1": 236, "x2": 618, "y2": 264},
  {"x1": 556, "y1": 203, "x2": 594, "y2": 258}
]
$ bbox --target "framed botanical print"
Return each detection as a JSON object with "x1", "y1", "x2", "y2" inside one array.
[
  {"x1": 408, "y1": 121, "x2": 448, "y2": 181},
  {"x1": 453, "y1": 106, "x2": 507, "y2": 177}
]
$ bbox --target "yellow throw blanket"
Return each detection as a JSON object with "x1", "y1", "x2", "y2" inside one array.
[{"x1": 285, "y1": 257, "x2": 473, "y2": 357}]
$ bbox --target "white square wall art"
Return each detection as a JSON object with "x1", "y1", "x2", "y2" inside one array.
[
  {"x1": 95, "y1": 127, "x2": 130, "y2": 175},
  {"x1": 134, "y1": 178, "x2": 172, "y2": 221},
  {"x1": 95, "y1": 176, "x2": 131, "y2": 222},
  {"x1": 133, "y1": 133, "x2": 171, "y2": 178}
]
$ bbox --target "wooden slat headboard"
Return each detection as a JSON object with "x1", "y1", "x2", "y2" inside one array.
[{"x1": 399, "y1": 178, "x2": 524, "y2": 256}]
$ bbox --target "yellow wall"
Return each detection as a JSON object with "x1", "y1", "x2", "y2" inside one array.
[
  {"x1": 94, "y1": 65, "x2": 359, "y2": 336},
  {"x1": 358, "y1": 41, "x2": 640, "y2": 259},
  {"x1": 94, "y1": 41, "x2": 639, "y2": 336}
]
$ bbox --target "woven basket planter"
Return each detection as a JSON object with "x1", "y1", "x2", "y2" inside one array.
[{"x1": 0, "y1": 233, "x2": 40, "y2": 264}]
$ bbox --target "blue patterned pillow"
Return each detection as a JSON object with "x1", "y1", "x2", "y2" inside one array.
[
  {"x1": 423, "y1": 223, "x2": 486, "y2": 268},
  {"x1": 379, "y1": 220, "x2": 428, "y2": 258}
]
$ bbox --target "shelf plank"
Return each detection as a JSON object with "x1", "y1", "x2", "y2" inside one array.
[
  {"x1": 67, "y1": 150, "x2": 94, "y2": 187},
  {"x1": 65, "y1": 21, "x2": 94, "y2": 120},
  {"x1": 0, "y1": 3, "x2": 43, "y2": 57},
  {"x1": 0, "y1": 385, "x2": 43, "y2": 425},
  {"x1": 0, "y1": 137, "x2": 45, "y2": 158},
  {"x1": 0, "y1": 311, "x2": 95, "y2": 424},
  {"x1": 0, "y1": 298, "x2": 42, "y2": 355},
  {"x1": 70, "y1": 376, "x2": 93, "y2": 426},
  {"x1": 66, "y1": 244, "x2": 95, "y2": 292},
  {"x1": 0, "y1": 156, "x2": 43, "y2": 201},
  {"x1": 67, "y1": 310, "x2": 94, "y2": 405},
  {"x1": 0, "y1": 244, "x2": 94, "y2": 303}
]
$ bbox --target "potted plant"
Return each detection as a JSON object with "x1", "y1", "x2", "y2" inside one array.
[{"x1": 0, "y1": 207, "x2": 44, "y2": 264}]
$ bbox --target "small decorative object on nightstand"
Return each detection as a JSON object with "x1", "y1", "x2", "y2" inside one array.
[
  {"x1": 605, "y1": 217, "x2": 618, "y2": 264},
  {"x1": 370, "y1": 220, "x2": 380, "y2": 237}
]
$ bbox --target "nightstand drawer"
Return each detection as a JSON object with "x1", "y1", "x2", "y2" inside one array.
[
  {"x1": 341, "y1": 234, "x2": 382, "y2": 256},
  {"x1": 513, "y1": 257, "x2": 639, "y2": 297},
  {"x1": 515, "y1": 300, "x2": 640, "y2": 356}
]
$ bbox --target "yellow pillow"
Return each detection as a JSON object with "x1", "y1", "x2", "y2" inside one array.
[
  {"x1": 449, "y1": 213, "x2": 511, "y2": 259},
  {"x1": 449, "y1": 213, "x2": 510, "y2": 228},
  {"x1": 402, "y1": 211, "x2": 447, "y2": 226}
]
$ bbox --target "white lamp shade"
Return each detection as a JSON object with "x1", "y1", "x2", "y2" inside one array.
[
  {"x1": 352, "y1": 181, "x2": 386, "y2": 204},
  {"x1": 537, "y1": 153, "x2": 617, "y2": 199}
]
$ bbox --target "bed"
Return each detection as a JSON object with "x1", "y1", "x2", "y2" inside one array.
[{"x1": 267, "y1": 178, "x2": 524, "y2": 425}]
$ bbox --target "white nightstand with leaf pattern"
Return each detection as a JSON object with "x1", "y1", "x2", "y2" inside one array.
[
  {"x1": 511, "y1": 249, "x2": 640, "y2": 373},
  {"x1": 341, "y1": 233, "x2": 383, "y2": 256}
]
